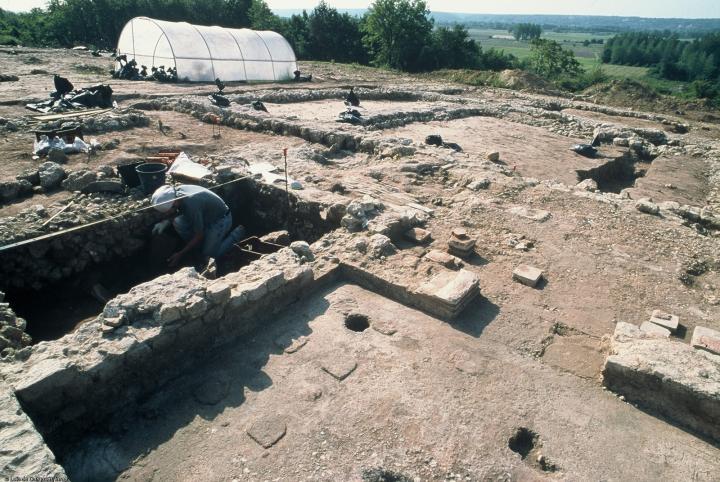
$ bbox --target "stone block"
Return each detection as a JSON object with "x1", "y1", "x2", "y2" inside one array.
[
  {"x1": 509, "y1": 206, "x2": 551, "y2": 222},
  {"x1": 289, "y1": 241, "x2": 314, "y2": 260},
  {"x1": 413, "y1": 269, "x2": 479, "y2": 319},
  {"x1": 185, "y1": 296, "x2": 208, "y2": 318},
  {"x1": 425, "y1": 250, "x2": 463, "y2": 269},
  {"x1": 448, "y1": 236, "x2": 476, "y2": 251},
  {"x1": 649, "y1": 310, "x2": 679, "y2": 333},
  {"x1": 13, "y1": 358, "x2": 75, "y2": 406},
  {"x1": 603, "y1": 322, "x2": 720, "y2": 443},
  {"x1": 154, "y1": 303, "x2": 183, "y2": 325},
  {"x1": 284, "y1": 265, "x2": 314, "y2": 286},
  {"x1": 372, "y1": 319, "x2": 397, "y2": 336},
  {"x1": 691, "y1": 326, "x2": 720, "y2": 356},
  {"x1": 246, "y1": 417, "x2": 287, "y2": 448},
  {"x1": 467, "y1": 178, "x2": 490, "y2": 191},
  {"x1": 404, "y1": 227, "x2": 431, "y2": 244},
  {"x1": 636, "y1": 199, "x2": 659, "y2": 215},
  {"x1": 235, "y1": 279, "x2": 268, "y2": 303},
  {"x1": 228, "y1": 287, "x2": 249, "y2": 309},
  {"x1": 264, "y1": 270, "x2": 286, "y2": 292},
  {"x1": 0, "y1": 389, "x2": 68, "y2": 481},
  {"x1": 513, "y1": 265, "x2": 543, "y2": 287},
  {"x1": 640, "y1": 321, "x2": 671, "y2": 338},
  {"x1": 206, "y1": 281, "x2": 231, "y2": 305}
]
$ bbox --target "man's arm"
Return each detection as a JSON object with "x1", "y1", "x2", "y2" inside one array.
[{"x1": 168, "y1": 231, "x2": 204, "y2": 266}]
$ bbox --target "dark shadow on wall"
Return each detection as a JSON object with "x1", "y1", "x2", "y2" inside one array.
[{"x1": 59, "y1": 290, "x2": 331, "y2": 481}]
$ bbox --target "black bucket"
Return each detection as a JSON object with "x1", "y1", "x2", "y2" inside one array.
[
  {"x1": 135, "y1": 163, "x2": 167, "y2": 195},
  {"x1": 116, "y1": 161, "x2": 144, "y2": 188}
]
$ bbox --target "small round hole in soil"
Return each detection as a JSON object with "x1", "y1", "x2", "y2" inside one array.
[
  {"x1": 345, "y1": 313, "x2": 370, "y2": 332},
  {"x1": 361, "y1": 467, "x2": 412, "y2": 482},
  {"x1": 508, "y1": 427, "x2": 538, "y2": 459}
]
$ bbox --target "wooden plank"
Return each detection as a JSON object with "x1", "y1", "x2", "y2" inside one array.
[{"x1": 29, "y1": 108, "x2": 112, "y2": 122}]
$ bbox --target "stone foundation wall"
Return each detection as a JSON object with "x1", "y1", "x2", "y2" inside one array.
[
  {"x1": 0, "y1": 195, "x2": 158, "y2": 290},
  {"x1": 0, "y1": 291, "x2": 31, "y2": 359},
  {"x1": 2, "y1": 247, "x2": 317, "y2": 463},
  {"x1": 602, "y1": 322, "x2": 720, "y2": 443}
]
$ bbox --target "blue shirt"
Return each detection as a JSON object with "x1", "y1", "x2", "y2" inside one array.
[{"x1": 176, "y1": 185, "x2": 228, "y2": 235}]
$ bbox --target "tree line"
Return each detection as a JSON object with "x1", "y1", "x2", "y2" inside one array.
[
  {"x1": 0, "y1": 0, "x2": 517, "y2": 73},
  {"x1": 510, "y1": 23, "x2": 542, "y2": 41},
  {"x1": 602, "y1": 31, "x2": 720, "y2": 97}
]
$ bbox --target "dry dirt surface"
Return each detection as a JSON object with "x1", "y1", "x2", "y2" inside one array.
[{"x1": 1, "y1": 46, "x2": 720, "y2": 481}]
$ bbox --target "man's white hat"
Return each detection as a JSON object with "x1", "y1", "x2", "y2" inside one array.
[{"x1": 151, "y1": 185, "x2": 177, "y2": 213}]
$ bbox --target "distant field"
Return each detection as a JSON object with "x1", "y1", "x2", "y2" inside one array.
[
  {"x1": 468, "y1": 28, "x2": 664, "y2": 83},
  {"x1": 468, "y1": 28, "x2": 606, "y2": 61},
  {"x1": 596, "y1": 64, "x2": 650, "y2": 79}
]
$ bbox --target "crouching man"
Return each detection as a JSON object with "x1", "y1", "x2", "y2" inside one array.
[{"x1": 151, "y1": 184, "x2": 245, "y2": 267}]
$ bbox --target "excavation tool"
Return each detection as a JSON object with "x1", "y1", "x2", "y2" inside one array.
[{"x1": 283, "y1": 148, "x2": 291, "y2": 227}]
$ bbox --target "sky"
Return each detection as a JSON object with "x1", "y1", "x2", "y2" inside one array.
[{"x1": 1, "y1": 0, "x2": 719, "y2": 18}]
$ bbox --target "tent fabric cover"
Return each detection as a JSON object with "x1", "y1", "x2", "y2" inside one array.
[{"x1": 116, "y1": 17, "x2": 297, "y2": 82}]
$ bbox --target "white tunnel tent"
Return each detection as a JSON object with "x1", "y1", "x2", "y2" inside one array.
[{"x1": 116, "y1": 17, "x2": 297, "y2": 82}]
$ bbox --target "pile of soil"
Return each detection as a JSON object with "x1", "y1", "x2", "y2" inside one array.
[
  {"x1": 584, "y1": 79, "x2": 661, "y2": 105},
  {"x1": 497, "y1": 69, "x2": 555, "y2": 92}
]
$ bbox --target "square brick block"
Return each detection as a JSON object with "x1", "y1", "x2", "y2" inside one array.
[
  {"x1": 691, "y1": 326, "x2": 720, "y2": 355},
  {"x1": 512, "y1": 265, "x2": 543, "y2": 287},
  {"x1": 650, "y1": 310, "x2": 679, "y2": 333}
]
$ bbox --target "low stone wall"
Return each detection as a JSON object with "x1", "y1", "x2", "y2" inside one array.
[
  {"x1": 1, "y1": 247, "x2": 316, "y2": 466},
  {"x1": 0, "y1": 195, "x2": 157, "y2": 290},
  {"x1": 136, "y1": 91, "x2": 682, "y2": 158},
  {"x1": 0, "y1": 389, "x2": 67, "y2": 480},
  {"x1": 602, "y1": 322, "x2": 720, "y2": 443},
  {"x1": 2, "y1": 108, "x2": 150, "y2": 137},
  {"x1": 0, "y1": 205, "x2": 477, "y2": 479},
  {"x1": 0, "y1": 291, "x2": 31, "y2": 359}
]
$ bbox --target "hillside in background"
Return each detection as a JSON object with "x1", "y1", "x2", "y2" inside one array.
[{"x1": 274, "y1": 10, "x2": 720, "y2": 35}]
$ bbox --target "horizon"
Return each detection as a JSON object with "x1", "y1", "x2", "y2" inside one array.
[{"x1": 1, "y1": 0, "x2": 720, "y2": 19}]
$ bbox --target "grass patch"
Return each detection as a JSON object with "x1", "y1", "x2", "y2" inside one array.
[{"x1": 423, "y1": 69, "x2": 500, "y2": 87}]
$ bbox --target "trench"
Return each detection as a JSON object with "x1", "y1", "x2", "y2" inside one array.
[
  {"x1": 576, "y1": 152, "x2": 651, "y2": 193},
  {"x1": 2, "y1": 178, "x2": 336, "y2": 344}
]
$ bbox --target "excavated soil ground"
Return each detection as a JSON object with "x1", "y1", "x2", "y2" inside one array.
[
  {"x1": 63, "y1": 283, "x2": 717, "y2": 482},
  {"x1": 1, "y1": 46, "x2": 720, "y2": 481},
  {"x1": 383, "y1": 117, "x2": 624, "y2": 185}
]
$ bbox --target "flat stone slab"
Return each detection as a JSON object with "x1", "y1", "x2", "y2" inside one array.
[
  {"x1": 509, "y1": 206, "x2": 551, "y2": 222},
  {"x1": 649, "y1": 310, "x2": 679, "y2": 333},
  {"x1": 404, "y1": 227, "x2": 431, "y2": 244},
  {"x1": 371, "y1": 319, "x2": 397, "y2": 336},
  {"x1": 193, "y1": 377, "x2": 230, "y2": 406},
  {"x1": 513, "y1": 265, "x2": 543, "y2": 287},
  {"x1": 415, "y1": 269, "x2": 479, "y2": 307},
  {"x1": 321, "y1": 357, "x2": 358, "y2": 381},
  {"x1": 640, "y1": 321, "x2": 671, "y2": 338},
  {"x1": 246, "y1": 417, "x2": 287, "y2": 448},
  {"x1": 691, "y1": 326, "x2": 720, "y2": 355},
  {"x1": 424, "y1": 249, "x2": 462, "y2": 269},
  {"x1": 603, "y1": 322, "x2": 720, "y2": 443}
]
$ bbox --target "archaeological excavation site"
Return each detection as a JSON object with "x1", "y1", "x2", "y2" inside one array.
[{"x1": 1, "y1": 43, "x2": 720, "y2": 482}]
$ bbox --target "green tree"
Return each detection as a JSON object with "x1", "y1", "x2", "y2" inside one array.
[
  {"x1": 248, "y1": 0, "x2": 283, "y2": 31},
  {"x1": 528, "y1": 38, "x2": 581, "y2": 77},
  {"x1": 423, "y1": 24, "x2": 480, "y2": 70},
  {"x1": 306, "y1": 1, "x2": 366, "y2": 63},
  {"x1": 362, "y1": 0, "x2": 433, "y2": 72},
  {"x1": 510, "y1": 23, "x2": 542, "y2": 41},
  {"x1": 284, "y1": 11, "x2": 310, "y2": 59}
]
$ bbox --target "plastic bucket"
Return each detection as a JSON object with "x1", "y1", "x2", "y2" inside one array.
[
  {"x1": 117, "y1": 161, "x2": 144, "y2": 188},
  {"x1": 135, "y1": 162, "x2": 167, "y2": 194}
]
